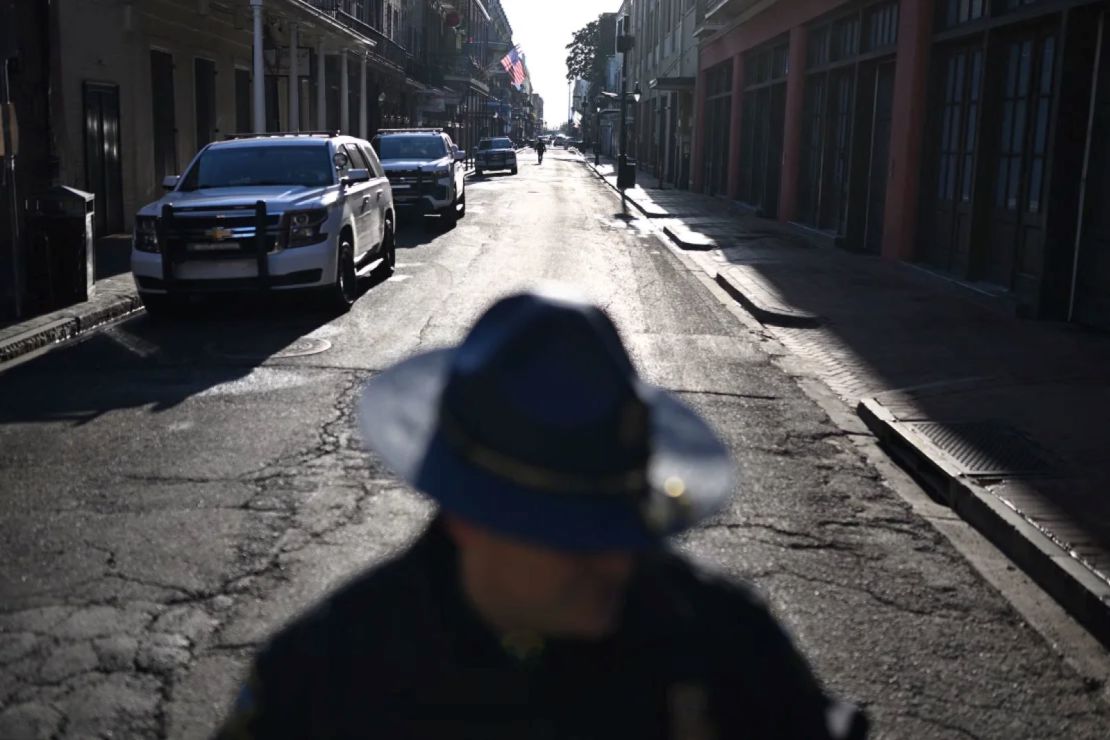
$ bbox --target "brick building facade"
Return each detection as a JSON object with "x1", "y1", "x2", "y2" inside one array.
[{"x1": 692, "y1": 0, "x2": 1110, "y2": 329}]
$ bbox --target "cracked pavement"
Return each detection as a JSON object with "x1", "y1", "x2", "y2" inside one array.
[{"x1": 2, "y1": 153, "x2": 1109, "y2": 738}]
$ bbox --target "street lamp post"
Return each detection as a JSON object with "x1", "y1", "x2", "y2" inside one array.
[
  {"x1": 616, "y1": 28, "x2": 637, "y2": 191},
  {"x1": 595, "y1": 103, "x2": 601, "y2": 166}
]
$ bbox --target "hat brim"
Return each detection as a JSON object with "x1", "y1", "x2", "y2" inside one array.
[{"x1": 357, "y1": 349, "x2": 736, "y2": 552}]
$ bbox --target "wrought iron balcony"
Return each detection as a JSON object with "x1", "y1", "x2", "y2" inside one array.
[
  {"x1": 304, "y1": 1, "x2": 411, "y2": 72},
  {"x1": 437, "y1": 51, "x2": 483, "y2": 82}
]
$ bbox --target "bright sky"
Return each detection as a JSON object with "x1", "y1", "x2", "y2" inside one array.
[{"x1": 500, "y1": 0, "x2": 620, "y2": 129}]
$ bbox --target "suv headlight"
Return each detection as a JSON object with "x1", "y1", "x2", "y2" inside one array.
[
  {"x1": 134, "y1": 216, "x2": 159, "y2": 253},
  {"x1": 434, "y1": 168, "x2": 450, "y2": 180},
  {"x1": 283, "y1": 208, "x2": 329, "y2": 248}
]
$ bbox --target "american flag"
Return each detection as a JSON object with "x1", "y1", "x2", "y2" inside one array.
[{"x1": 500, "y1": 46, "x2": 526, "y2": 87}]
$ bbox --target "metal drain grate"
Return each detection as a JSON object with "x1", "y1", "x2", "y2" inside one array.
[{"x1": 907, "y1": 420, "x2": 1054, "y2": 476}]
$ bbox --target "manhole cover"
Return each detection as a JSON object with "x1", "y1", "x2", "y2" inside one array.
[
  {"x1": 207, "y1": 337, "x2": 331, "y2": 361},
  {"x1": 908, "y1": 420, "x2": 1054, "y2": 476}
]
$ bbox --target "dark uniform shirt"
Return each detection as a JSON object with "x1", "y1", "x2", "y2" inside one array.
[{"x1": 216, "y1": 522, "x2": 867, "y2": 739}]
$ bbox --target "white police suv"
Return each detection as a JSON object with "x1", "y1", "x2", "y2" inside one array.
[
  {"x1": 371, "y1": 129, "x2": 465, "y2": 227},
  {"x1": 131, "y1": 132, "x2": 395, "y2": 314}
]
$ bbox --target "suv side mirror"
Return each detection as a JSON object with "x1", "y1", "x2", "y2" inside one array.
[
  {"x1": 162, "y1": 175, "x2": 180, "y2": 190},
  {"x1": 343, "y1": 168, "x2": 371, "y2": 185},
  {"x1": 454, "y1": 150, "x2": 465, "y2": 161}
]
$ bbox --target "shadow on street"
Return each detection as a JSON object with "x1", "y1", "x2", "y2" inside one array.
[{"x1": 0, "y1": 280, "x2": 388, "y2": 425}]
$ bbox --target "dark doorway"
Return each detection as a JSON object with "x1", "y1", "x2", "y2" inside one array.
[
  {"x1": 985, "y1": 26, "x2": 1057, "y2": 295},
  {"x1": 150, "y1": 49, "x2": 178, "y2": 182},
  {"x1": 925, "y1": 44, "x2": 984, "y2": 272},
  {"x1": 738, "y1": 38, "x2": 788, "y2": 218},
  {"x1": 1074, "y1": 12, "x2": 1110, "y2": 329},
  {"x1": 194, "y1": 58, "x2": 217, "y2": 151},
  {"x1": 821, "y1": 69, "x2": 856, "y2": 234},
  {"x1": 798, "y1": 3, "x2": 898, "y2": 241},
  {"x1": 326, "y1": 55, "x2": 341, "y2": 132},
  {"x1": 265, "y1": 76, "x2": 280, "y2": 133},
  {"x1": 235, "y1": 68, "x2": 251, "y2": 134},
  {"x1": 799, "y1": 69, "x2": 856, "y2": 233},
  {"x1": 738, "y1": 84, "x2": 786, "y2": 217},
  {"x1": 702, "y1": 60, "x2": 732, "y2": 196},
  {"x1": 862, "y1": 61, "x2": 895, "y2": 253},
  {"x1": 82, "y1": 81, "x2": 124, "y2": 236}
]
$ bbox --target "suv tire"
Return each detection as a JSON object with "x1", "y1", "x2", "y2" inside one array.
[
  {"x1": 378, "y1": 217, "x2": 396, "y2": 276},
  {"x1": 440, "y1": 199, "x2": 458, "y2": 229},
  {"x1": 511, "y1": 166, "x2": 518, "y2": 175},
  {"x1": 458, "y1": 191, "x2": 466, "y2": 218},
  {"x1": 330, "y1": 239, "x2": 357, "y2": 312}
]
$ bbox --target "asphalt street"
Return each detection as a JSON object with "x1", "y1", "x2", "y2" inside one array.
[{"x1": 1, "y1": 150, "x2": 1109, "y2": 738}]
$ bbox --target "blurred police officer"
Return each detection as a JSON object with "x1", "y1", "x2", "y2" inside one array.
[{"x1": 216, "y1": 288, "x2": 868, "y2": 740}]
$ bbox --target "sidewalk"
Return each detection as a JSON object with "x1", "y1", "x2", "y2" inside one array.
[
  {"x1": 0, "y1": 235, "x2": 142, "y2": 366},
  {"x1": 583, "y1": 153, "x2": 1110, "y2": 646}
]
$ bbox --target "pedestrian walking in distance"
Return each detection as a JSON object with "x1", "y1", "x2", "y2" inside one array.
[
  {"x1": 215, "y1": 288, "x2": 869, "y2": 740},
  {"x1": 535, "y1": 137, "x2": 546, "y2": 164}
]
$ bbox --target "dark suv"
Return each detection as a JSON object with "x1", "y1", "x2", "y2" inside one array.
[
  {"x1": 475, "y1": 137, "x2": 518, "y2": 176},
  {"x1": 372, "y1": 129, "x2": 466, "y2": 225}
]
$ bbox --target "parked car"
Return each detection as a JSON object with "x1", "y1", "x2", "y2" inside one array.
[
  {"x1": 475, "y1": 137, "x2": 518, "y2": 176},
  {"x1": 131, "y1": 132, "x2": 395, "y2": 314},
  {"x1": 371, "y1": 128, "x2": 466, "y2": 227}
]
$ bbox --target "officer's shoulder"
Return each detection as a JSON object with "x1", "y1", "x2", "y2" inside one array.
[
  {"x1": 652, "y1": 549, "x2": 777, "y2": 623},
  {"x1": 259, "y1": 534, "x2": 430, "y2": 666}
]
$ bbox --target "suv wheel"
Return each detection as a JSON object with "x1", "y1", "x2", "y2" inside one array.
[
  {"x1": 458, "y1": 190, "x2": 466, "y2": 218},
  {"x1": 330, "y1": 239, "x2": 357, "y2": 312},
  {"x1": 440, "y1": 198, "x2": 458, "y2": 228},
  {"x1": 511, "y1": 166, "x2": 518, "y2": 175},
  {"x1": 379, "y1": 217, "x2": 396, "y2": 275}
]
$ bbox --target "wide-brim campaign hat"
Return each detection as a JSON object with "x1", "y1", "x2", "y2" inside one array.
[{"x1": 357, "y1": 287, "x2": 735, "y2": 551}]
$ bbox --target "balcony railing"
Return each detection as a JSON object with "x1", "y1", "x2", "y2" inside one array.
[
  {"x1": 307, "y1": 2, "x2": 492, "y2": 89},
  {"x1": 304, "y1": 1, "x2": 411, "y2": 72}
]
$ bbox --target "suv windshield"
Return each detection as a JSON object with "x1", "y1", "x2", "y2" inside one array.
[
  {"x1": 179, "y1": 145, "x2": 332, "y2": 190},
  {"x1": 374, "y1": 136, "x2": 447, "y2": 160},
  {"x1": 479, "y1": 138, "x2": 513, "y2": 150}
]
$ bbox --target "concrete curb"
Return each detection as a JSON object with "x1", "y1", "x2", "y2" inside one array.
[
  {"x1": 858, "y1": 396, "x2": 1110, "y2": 649},
  {"x1": 580, "y1": 158, "x2": 822, "y2": 328},
  {"x1": 662, "y1": 224, "x2": 718, "y2": 251},
  {"x1": 714, "y1": 269, "x2": 821, "y2": 327},
  {"x1": 0, "y1": 292, "x2": 142, "y2": 366}
]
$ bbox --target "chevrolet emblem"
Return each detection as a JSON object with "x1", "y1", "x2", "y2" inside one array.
[{"x1": 205, "y1": 226, "x2": 235, "y2": 241}]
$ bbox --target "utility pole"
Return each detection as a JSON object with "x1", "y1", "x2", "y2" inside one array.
[
  {"x1": 616, "y1": 21, "x2": 635, "y2": 192},
  {"x1": 595, "y1": 102, "x2": 601, "y2": 166}
]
